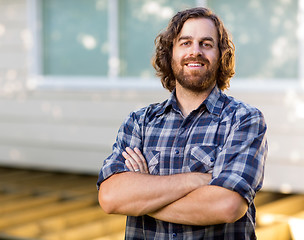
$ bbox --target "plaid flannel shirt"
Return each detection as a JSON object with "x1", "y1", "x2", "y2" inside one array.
[{"x1": 97, "y1": 86, "x2": 268, "y2": 240}]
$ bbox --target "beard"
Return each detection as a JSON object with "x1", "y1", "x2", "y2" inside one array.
[{"x1": 172, "y1": 56, "x2": 219, "y2": 93}]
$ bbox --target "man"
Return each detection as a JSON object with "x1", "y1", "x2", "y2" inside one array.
[{"x1": 97, "y1": 7, "x2": 267, "y2": 240}]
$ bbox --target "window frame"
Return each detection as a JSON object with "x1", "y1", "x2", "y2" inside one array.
[{"x1": 26, "y1": 0, "x2": 304, "y2": 91}]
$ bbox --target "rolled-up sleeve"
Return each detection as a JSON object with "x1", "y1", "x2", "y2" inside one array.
[
  {"x1": 209, "y1": 109, "x2": 268, "y2": 205},
  {"x1": 96, "y1": 110, "x2": 144, "y2": 189}
]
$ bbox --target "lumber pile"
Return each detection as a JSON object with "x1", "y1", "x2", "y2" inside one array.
[
  {"x1": 1, "y1": 167, "x2": 304, "y2": 240},
  {"x1": 0, "y1": 167, "x2": 125, "y2": 240}
]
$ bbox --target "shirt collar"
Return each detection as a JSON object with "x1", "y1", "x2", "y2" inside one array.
[
  {"x1": 157, "y1": 86, "x2": 224, "y2": 117},
  {"x1": 156, "y1": 89, "x2": 179, "y2": 117},
  {"x1": 203, "y1": 86, "x2": 224, "y2": 116}
]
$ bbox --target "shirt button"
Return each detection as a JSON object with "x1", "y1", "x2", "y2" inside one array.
[{"x1": 175, "y1": 149, "x2": 179, "y2": 154}]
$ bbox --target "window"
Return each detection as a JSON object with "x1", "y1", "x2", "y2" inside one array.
[
  {"x1": 42, "y1": 0, "x2": 108, "y2": 76},
  {"x1": 118, "y1": 0, "x2": 197, "y2": 78},
  {"x1": 207, "y1": 0, "x2": 299, "y2": 79},
  {"x1": 40, "y1": 0, "x2": 196, "y2": 78},
  {"x1": 28, "y1": 0, "x2": 303, "y2": 90}
]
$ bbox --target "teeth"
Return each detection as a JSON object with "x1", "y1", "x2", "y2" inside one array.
[{"x1": 187, "y1": 63, "x2": 202, "y2": 67}]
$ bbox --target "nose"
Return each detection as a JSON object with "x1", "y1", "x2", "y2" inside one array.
[{"x1": 190, "y1": 42, "x2": 202, "y2": 56}]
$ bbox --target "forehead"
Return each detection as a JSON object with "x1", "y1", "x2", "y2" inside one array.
[{"x1": 176, "y1": 17, "x2": 218, "y2": 42}]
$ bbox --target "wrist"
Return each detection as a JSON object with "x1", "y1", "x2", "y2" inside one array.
[{"x1": 184, "y1": 172, "x2": 212, "y2": 191}]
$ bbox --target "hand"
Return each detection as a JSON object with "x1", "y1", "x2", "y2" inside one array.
[
  {"x1": 122, "y1": 147, "x2": 149, "y2": 174},
  {"x1": 188, "y1": 172, "x2": 212, "y2": 188}
]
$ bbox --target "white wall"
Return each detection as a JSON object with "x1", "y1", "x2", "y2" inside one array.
[
  {"x1": 228, "y1": 88, "x2": 304, "y2": 193},
  {"x1": 0, "y1": 0, "x2": 303, "y2": 194}
]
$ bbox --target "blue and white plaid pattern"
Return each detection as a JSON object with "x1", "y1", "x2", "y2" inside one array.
[{"x1": 97, "y1": 87, "x2": 267, "y2": 240}]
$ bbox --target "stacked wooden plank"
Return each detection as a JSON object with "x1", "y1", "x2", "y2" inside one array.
[
  {"x1": 255, "y1": 192, "x2": 304, "y2": 240},
  {"x1": 1, "y1": 167, "x2": 304, "y2": 240},
  {"x1": 0, "y1": 167, "x2": 125, "y2": 240}
]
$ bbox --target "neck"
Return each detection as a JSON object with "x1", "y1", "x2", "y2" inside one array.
[{"x1": 175, "y1": 83, "x2": 215, "y2": 117}]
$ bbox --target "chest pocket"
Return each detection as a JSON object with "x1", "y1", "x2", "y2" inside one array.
[
  {"x1": 188, "y1": 145, "x2": 217, "y2": 173},
  {"x1": 145, "y1": 150, "x2": 160, "y2": 175}
]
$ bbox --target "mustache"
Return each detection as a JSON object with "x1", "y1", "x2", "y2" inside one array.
[{"x1": 181, "y1": 56, "x2": 210, "y2": 65}]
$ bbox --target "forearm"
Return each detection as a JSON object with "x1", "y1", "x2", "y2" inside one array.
[
  {"x1": 149, "y1": 185, "x2": 248, "y2": 226},
  {"x1": 98, "y1": 171, "x2": 211, "y2": 216}
]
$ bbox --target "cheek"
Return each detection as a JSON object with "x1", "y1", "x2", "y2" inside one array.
[
  {"x1": 171, "y1": 51, "x2": 180, "y2": 63},
  {"x1": 171, "y1": 55, "x2": 182, "y2": 67},
  {"x1": 172, "y1": 47, "x2": 186, "y2": 62},
  {"x1": 214, "y1": 49, "x2": 220, "y2": 60},
  {"x1": 209, "y1": 51, "x2": 220, "y2": 64}
]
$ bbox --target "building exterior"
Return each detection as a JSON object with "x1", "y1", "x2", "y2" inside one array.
[{"x1": 0, "y1": 0, "x2": 303, "y2": 193}]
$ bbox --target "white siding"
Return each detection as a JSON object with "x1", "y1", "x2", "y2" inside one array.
[
  {"x1": 0, "y1": 0, "x2": 28, "y2": 93},
  {"x1": 0, "y1": 88, "x2": 169, "y2": 173},
  {"x1": 0, "y1": 0, "x2": 303, "y2": 193},
  {"x1": 229, "y1": 89, "x2": 304, "y2": 193}
]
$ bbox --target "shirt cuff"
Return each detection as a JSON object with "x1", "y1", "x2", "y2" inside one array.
[
  {"x1": 96, "y1": 164, "x2": 129, "y2": 190},
  {"x1": 209, "y1": 172, "x2": 256, "y2": 205}
]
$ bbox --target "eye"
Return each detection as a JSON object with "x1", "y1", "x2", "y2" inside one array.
[
  {"x1": 181, "y1": 41, "x2": 191, "y2": 46},
  {"x1": 201, "y1": 42, "x2": 213, "y2": 48}
]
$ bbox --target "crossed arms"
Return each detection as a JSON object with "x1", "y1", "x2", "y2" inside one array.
[{"x1": 98, "y1": 147, "x2": 248, "y2": 226}]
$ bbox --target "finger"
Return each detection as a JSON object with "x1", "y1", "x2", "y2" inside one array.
[
  {"x1": 123, "y1": 150, "x2": 140, "y2": 172},
  {"x1": 122, "y1": 151, "x2": 135, "y2": 171},
  {"x1": 125, "y1": 147, "x2": 144, "y2": 173},
  {"x1": 125, "y1": 159, "x2": 135, "y2": 171},
  {"x1": 122, "y1": 152, "x2": 133, "y2": 171},
  {"x1": 134, "y1": 147, "x2": 149, "y2": 173}
]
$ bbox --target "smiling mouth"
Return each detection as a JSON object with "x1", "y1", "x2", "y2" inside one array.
[
  {"x1": 186, "y1": 63, "x2": 205, "y2": 67},
  {"x1": 182, "y1": 56, "x2": 208, "y2": 68}
]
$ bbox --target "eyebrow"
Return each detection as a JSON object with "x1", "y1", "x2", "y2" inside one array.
[{"x1": 177, "y1": 36, "x2": 215, "y2": 43}]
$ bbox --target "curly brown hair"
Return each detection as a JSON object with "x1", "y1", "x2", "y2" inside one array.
[{"x1": 152, "y1": 7, "x2": 235, "y2": 92}]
